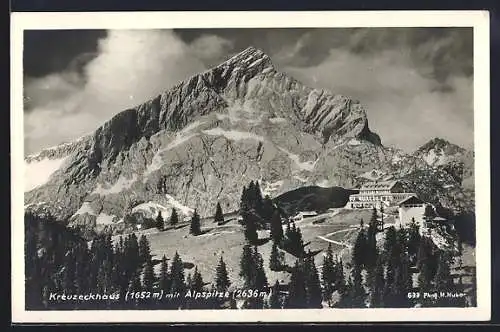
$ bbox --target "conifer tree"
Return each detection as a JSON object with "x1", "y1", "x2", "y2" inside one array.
[
  {"x1": 142, "y1": 258, "x2": 156, "y2": 290},
  {"x1": 351, "y1": 265, "x2": 366, "y2": 307},
  {"x1": 367, "y1": 251, "x2": 385, "y2": 308},
  {"x1": 253, "y1": 246, "x2": 268, "y2": 290},
  {"x1": 352, "y1": 225, "x2": 367, "y2": 270},
  {"x1": 138, "y1": 234, "x2": 151, "y2": 265},
  {"x1": 128, "y1": 271, "x2": 142, "y2": 308},
  {"x1": 269, "y1": 280, "x2": 282, "y2": 308},
  {"x1": 366, "y1": 209, "x2": 378, "y2": 269},
  {"x1": 170, "y1": 208, "x2": 179, "y2": 226},
  {"x1": 240, "y1": 185, "x2": 248, "y2": 213},
  {"x1": 335, "y1": 258, "x2": 346, "y2": 294},
  {"x1": 262, "y1": 195, "x2": 275, "y2": 222},
  {"x1": 417, "y1": 239, "x2": 435, "y2": 296},
  {"x1": 239, "y1": 244, "x2": 255, "y2": 288},
  {"x1": 287, "y1": 260, "x2": 307, "y2": 308},
  {"x1": 242, "y1": 210, "x2": 258, "y2": 244},
  {"x1": 435, "y1": 251, "x2": 454, "y2": 291},
  {"x1": 189, "y1": 209, "x2": 201, "y2": 235},
  {"x1": 270, "y1": 209, "x2": 284, "y2": 244},
  {"x1": 158, "y1": 254, "x2": 170, "y2": 291},
  {"x1": 155, "y1": 211, "x2": 164, "y2": 231},
  {"x1": 269, "y1": 241, "x2": 283, "y2": 271},
  {"x1": 170, "y1": 251, "x2": 185, "y2": 293},
  {"x1": 192, "y1": 266, "x2": 204, "y2": 292},
  {"x1": 305, "y1": 256, "x2": 323, "y2": 308},
  {"x1": 214, "y1": 202, "x2": 224, "y2": 224},
  {"x1": 215, "y1": 256, "x2": 231, "y2": 292},
  {"x1": 321, "y1": 243, "x2": 336, "y2": 304}
]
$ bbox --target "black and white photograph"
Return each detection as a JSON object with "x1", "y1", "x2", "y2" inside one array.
[{"x1": 11, "y1": 11, "x2": 491, "y2": 323}]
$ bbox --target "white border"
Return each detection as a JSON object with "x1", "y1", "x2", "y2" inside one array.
[{"x1": 11, "y1": 10, "x2": 491, "y2": 323}]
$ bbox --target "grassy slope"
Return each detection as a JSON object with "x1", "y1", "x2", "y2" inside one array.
[
  {"x1": 111, "y1": 208, "x2": 476, "y2": 306},
  {"x1": 114, "y1": 209, "x2": 373, "y2": 290}
]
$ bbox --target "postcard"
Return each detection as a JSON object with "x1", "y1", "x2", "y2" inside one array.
[{"x1": 11, "y1": 10, "x2": 491, "y2": 323}]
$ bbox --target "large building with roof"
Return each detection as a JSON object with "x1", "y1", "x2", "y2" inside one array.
[{"x1": 346, "y1": 180, "x2": 416, "y2": 209}]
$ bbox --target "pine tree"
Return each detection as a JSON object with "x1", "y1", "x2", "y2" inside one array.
[
  {"x1": 270, "y1": 209, "x2": 284, "y2": 244},
  {"x1": 170, "y1": 208, "x2": 179, "y2": 226},
  {"x1": 189, "y1": 209, "x2": 201, "y2": 235},
  {"x1": 417, "y1": 238, "x2": 435, "y2": 297},
  {"x1": 352, "y1": 225, "x2": 367, "y2": 270},
  {"x1": 215, "y1": 256, "x2": 231, "y2": 292},
  {"x1": 269, "y1": 280, "x2": 282, "y2": 308},
  {"x1": 366, "y1": 209, "x2": 378, "y2": 269},
  {"x1": 128, "y1": 271, "x2": 142, "y2": 308},
  {"x1": 240, "y1": 185, "x2": 249, "y2": 214},
  {"x1": 239, "y1": 244, "x2": 255, "y2": 288},
  {"x1": 305, "y1": 256, "x2": 323, "y2": 308},
  {"x1": 253, "y1": 246, "x2": 268, "y2": 290},
  {"x1": 155, "y1": 211, "x2": 164, "y2": 231},
  {"x1": 242, "y1": 210, "x2": 258, "y2": 244},
  {"x1": 435, "y1": 251, "x2": 454, "y2": 291},
  {"x1": 367, "y1": 251, "x2": 385, "y2": 308},
  {"x1": 214, "y1": 202, "x2": 224, "y2": 225},
  {"x1": 142, "y1": 258, "x2": 156, "y2": 291},
  {"x1": 351, "y1": 265, "x2": 366, "y2": 307},
  {"x1": 138, "y1": 235, "x2": 151, "y2": 265},
  {"x1": 321, "y1": 243, "x2": 336, "y2": 305},
  {"x1": 287, "y1": 260, "x2": 307, "y2": 308},
  {"x1": 192, "y1": 266, "x2": 204, "y2": 292},
  {"x1": 158, "y1": 254, "x2": 170, "y2": 291},
  {"x1": 170, "y1": 251, "x2": 185, "y2": 293},
  {"x1": 269, "y1": 242, "x2": 283, "y2": 271},
  {"x1": 262, "y1": 195, "x2": 275, "y2": 222}
]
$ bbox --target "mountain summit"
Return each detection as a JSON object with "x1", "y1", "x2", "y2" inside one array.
[{"x1": 24, "y1": 47, "x2": 472, "y2": 236}]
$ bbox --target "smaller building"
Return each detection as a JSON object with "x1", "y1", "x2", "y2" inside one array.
[
  {"x1": 397, "y1": 195, "x2": 427, "y2": 228},
  {"x1": 292, "y1": 211, "x2": 318, "y2": 221}
]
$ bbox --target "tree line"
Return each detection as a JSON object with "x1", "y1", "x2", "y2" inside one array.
[{"x1": 25, "y1": 184, "x2": 472, "y2": 310}]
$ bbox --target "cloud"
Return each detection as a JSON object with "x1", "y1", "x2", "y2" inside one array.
[{"x1": 24, "y1": 30, "x2": 229, "y2": 155}]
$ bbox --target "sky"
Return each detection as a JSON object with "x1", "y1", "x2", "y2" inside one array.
[{"x1": 23, "y1": 28, "x2": 473, "y2": 155}]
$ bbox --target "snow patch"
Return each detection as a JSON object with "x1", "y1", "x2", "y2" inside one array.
[
  {"x1": 93, "y1": 174, "x2": 137, "y2": 195},
  {"x1": 202, "y1": 128, "x2": 264, "y2": 142},
  {"x1": 348, "y1": 138, "x2": 361, "y2": 146},
  {"x1": 180, "y1": 120, "x2": 205, "y2": 134},
  {"x1": 132, "y1": 201, "x2": 171, "y2": 219},
  {"x1": 268, "y1": 117, "x2": 287, "y2": 124},
  {"x1": 277, "y1": 147, "x2": 317, "y2": 171},
  {"x1": 165, "y1": 194, "x2": 194, "y2": 216},
  {"x1": 73, "y1": 202, "x2": 97, "y2": 217},
  {"x1": 24, "y1": 156, "x2": 68, "y2": 192},
  {"x1": 96, "y1": 212, "x2": 116, "y2": 225}
]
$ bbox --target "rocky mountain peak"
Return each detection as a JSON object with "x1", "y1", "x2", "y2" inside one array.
[
  {"x1": 417, "y1": 137, "x2": 466, "y2": 155},
  {"x1": 219, "y1": 46, "x2": 273, "y2": 71}
]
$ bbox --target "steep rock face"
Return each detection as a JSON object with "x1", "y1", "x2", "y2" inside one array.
[{"x1": 24, "y1": 47, "x2": 474, "y2": 234}]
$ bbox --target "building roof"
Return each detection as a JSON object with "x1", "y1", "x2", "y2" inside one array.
[
  {"x1": 398, "y1": 195, "x2": 425, "y2": 206},
  {"x1": 360, "y1": 180, "x2": 400, "y2": 191}
]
